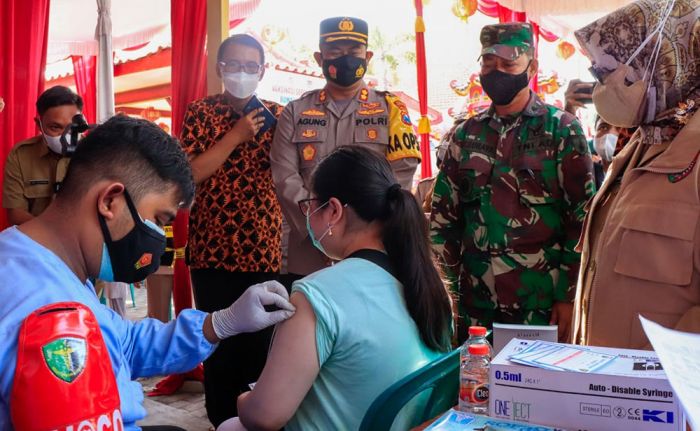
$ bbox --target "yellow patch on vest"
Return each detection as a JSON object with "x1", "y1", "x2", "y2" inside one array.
[{"x1": 385, "y1": 93, "x2": 421, "y2": 162}]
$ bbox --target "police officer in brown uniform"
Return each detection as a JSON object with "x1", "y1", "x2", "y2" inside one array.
[
  {"x1": 271, "y1": 17, "x2": 421, "y2": 281},
  {"x1": 3, "y1": 86, "x2": 80, "y2": 225}
]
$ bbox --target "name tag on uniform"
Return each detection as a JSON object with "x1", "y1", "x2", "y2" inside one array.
[{"x1": 28, "y1": 179, "x2": 50, "y2": 186}]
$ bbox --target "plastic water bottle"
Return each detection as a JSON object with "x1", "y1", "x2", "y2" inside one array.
[
  {"x1": 458, "y1": 344, "x2": 490, "y2": 414},
  {"x1": 460, "y1": 326, "x2": 494, "y2": 366}
]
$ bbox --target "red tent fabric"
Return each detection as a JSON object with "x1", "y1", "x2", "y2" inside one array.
[
  {"x1": 148, "y1": 0, "x2": 208, "y2": 397},
  {"x1": 71, "y1": 55, "x2": 97, "y2": 124},
  {"x1": 0, "y1": 0, "x2": 51, "y2": 229},
  {"x1": 170, "y1": 0, "x2": 208, "y2": 316}
]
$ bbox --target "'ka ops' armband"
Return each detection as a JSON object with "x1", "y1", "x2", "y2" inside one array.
[{"x1": 384, "y1": 93, "x2": 422, "y2": 162}]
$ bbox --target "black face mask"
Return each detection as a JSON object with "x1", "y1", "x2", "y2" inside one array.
[
  {"x1": 97, "y1": 189, "x2": 166, "y2": 283},
  {"x1": 322, "y1": 55, "x2": 367, "y2": 87},
  {"x1": 480, "y1": 66, "x2": 531, "y2": 106}
]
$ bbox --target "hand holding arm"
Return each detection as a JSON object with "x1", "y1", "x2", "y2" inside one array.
[{"x1": 209, "y1": 281, "x2": 295, "y2": 342}]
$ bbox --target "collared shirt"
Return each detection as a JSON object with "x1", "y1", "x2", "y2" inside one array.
[
  {"x1": 180, "y1": 94, "x2": 283, "y2": 273},
  {"x1": 0, "y1": 226, "x2": 215, "y2": 430},
  {"x1": 2, "y1": 136, "x2": 69, "y2": 217},
  {"x1": 270, "y1": 84, "x2": 420, "y2": 275},
  {"x1": 431, "y1": 92, "x2": 595, "y2": 336}
]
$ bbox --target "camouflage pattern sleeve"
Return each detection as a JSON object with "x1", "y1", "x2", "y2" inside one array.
[
  {"x1": 555, "y1": 113, "x2": 596, "y2": 302},
  {"x1": 430, "y1": 137, "x2": 464, "y2": 294}
]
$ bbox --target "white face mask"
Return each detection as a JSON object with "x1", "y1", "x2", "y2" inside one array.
[
  {"x1": 223, "y1": 71, "x2": 259, "y2": 99},
  {"x1": 39, "y1": 120, "x2": 64, "y2": 154},
  {"x1": 594, "y1": 133, "x2": 618, "y2": 162},
  {"x1": 44, "y1": 134, "x2": 63, "y2": 154}
]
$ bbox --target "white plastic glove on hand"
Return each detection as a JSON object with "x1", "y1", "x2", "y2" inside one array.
[{"x1": 211, "y1": 280, "x2": 295, "y2": 339}]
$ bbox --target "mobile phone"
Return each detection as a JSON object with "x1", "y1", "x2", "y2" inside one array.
[
  {"x1": 242, "y1": 96, "x2": 277, "y2": 135},
  {"x1": 574, "y1": 82, "x2": 595, "y2": 104}
]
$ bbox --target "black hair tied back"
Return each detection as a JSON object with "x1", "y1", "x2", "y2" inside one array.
[
  {"x1": 386, "y1": 183, "x2": 402, "y2": 201},
  {"x1": 312, "y1": 147, "x2": 453, "y2": 352}
]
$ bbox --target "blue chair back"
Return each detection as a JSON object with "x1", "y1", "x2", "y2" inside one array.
[{"x1": 359, "y1": 348, "x2": 460, "y2": 431}]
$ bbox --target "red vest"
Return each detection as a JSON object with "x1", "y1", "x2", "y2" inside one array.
[{"x1": 11, "y1": 302, "x2": 123, "y2": 431}]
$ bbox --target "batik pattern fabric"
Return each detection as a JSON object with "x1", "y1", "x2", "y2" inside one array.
[{"x1": 181, "y1": 94, "x2": 283, "y2": 273}]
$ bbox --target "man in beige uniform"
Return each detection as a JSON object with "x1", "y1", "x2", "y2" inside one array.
[
  {"x1": 271, "y1": 17, "x2": 421, "y2": 279},
  {"x1": 3, "y1": 86, "x2": 79, "y2": 225}
]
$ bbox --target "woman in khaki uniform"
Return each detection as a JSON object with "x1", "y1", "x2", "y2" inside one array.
[{"x1": 571, "y1": 0, "x2": 700, "y2": 349}]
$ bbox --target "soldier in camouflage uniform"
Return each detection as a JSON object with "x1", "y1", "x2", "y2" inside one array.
[{"x1": 430, "y1": 23, "x2": 595, "y2": 343}]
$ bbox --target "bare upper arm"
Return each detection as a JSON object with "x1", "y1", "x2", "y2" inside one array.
[{"x1": 238, "y1": 291, "x2": 320, "y2": 430}]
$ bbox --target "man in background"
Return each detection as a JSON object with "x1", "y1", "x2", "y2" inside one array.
[
  {"x1": 3, "y1": 86, "x2": 80, "y2": 225},
  {"x1": 180, "y1": 34, "x2": 283, "y2": 426},
  {"x1": 271, "y1": 16, "x2": 420, "y2": 284},
  {"x1": 431, "y1": 23, "x2": 595, "y2": 342}
]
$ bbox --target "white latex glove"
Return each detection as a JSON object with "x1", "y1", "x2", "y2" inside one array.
[
  {"x1": 217, "y1": 417, "x2": 247, "y2": 431},
  {"x1": 211, "y1": 280, "x2": 295, "y2": 339}
]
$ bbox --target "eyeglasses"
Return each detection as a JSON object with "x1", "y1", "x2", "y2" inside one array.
[
  {"x1": 298, "y1": 198, "x2": 323, "y2": 216},
  {"x1": 218, "y1": 60, "x2": 262, "y2": 74}
]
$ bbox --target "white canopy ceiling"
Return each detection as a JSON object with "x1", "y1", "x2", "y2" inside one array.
[
  {"x1": 498, "y1": 0, "x2": 636, "y2": 39},
  {"x1": 48, "y1": 0, "x2": 639, "y2": 62},
  {"x1": 48, "y1": 0, "x2": 170, "y2": 62}
]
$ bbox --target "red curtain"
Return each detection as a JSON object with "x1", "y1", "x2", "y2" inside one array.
[
  {"x1": 414, "y1": 0, "x2": 432, "y2": 179},
  {"x1": 71, "y1": 55, "x2": 97, "y2": 124},
  {"x1": 0, "y1": 0, "x2": 51, "y2": 229},
  {"x1": 171, "y1": 0, "x2": 207, "y2": 315},
  {"x1": 497, "y1": 4, "x2": 526, "y2": 22},
  {"x1": 477, "y1": 0, "x2": 500, "y2": 17}
]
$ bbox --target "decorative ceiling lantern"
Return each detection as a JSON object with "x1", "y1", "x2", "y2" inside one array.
[
  {"x1": 451, "y1": 0, "x2": 478, "y2": 22},
  {"x1": 556, "y1": 41, "x2": 576, "y2": 60},
  {"x1": 260, "y1": 25, "x2": 286, "y2": 46},
  {"x1": 538, "y1": 73, "x2": 560, "y2": 95},
  {"x1": 141, "y1": 106, "x2": 160, "y2": 123}
]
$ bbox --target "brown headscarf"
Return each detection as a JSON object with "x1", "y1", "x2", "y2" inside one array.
[{"x1": 575, "y1": 0, "x2": 700, "y2": 142}]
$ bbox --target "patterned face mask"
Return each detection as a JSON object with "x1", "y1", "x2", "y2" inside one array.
[
  {"x1": 577, "y1": 0, "x2": 700, "y2": 126},
  {"x1": 322, "y1": 55, "x2": 367, "y2": 87},
  {"x1": 590, "y1": 1, "x2": 675, "y2": 127}
]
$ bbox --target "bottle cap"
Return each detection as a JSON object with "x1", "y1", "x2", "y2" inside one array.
[
  {"x1": 468, "y1": 326, "x2": 488, "y2": 336},
  {"x1": 468, "y1": 344, "x2": 490, "y2": 355}
]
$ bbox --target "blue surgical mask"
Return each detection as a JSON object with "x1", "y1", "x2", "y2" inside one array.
[{"x1": 305, "y1": 201, "x2": 332, "y2": 257}]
